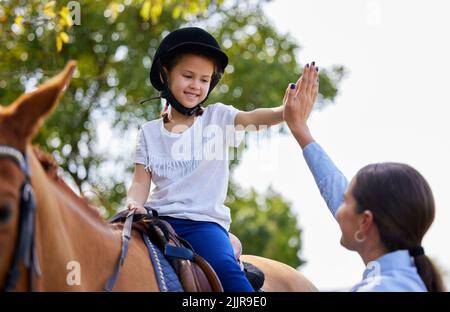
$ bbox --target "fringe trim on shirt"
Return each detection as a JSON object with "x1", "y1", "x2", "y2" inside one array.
[{"x1": 145, "y1": 153, "x2": 200, "y2": 179}]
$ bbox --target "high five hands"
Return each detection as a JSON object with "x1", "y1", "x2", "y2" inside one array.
[{"x1": 283, "y1": 62, "x2": 319, "y2": 148}]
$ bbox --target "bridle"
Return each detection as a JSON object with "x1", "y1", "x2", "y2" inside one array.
[{"x1": 0, "y1": 145, "x2": 40, "y2": 291}]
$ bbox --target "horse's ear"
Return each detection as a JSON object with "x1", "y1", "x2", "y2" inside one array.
[{"x1": 11, "y1": 60, "x2": 77, "y2": 140}]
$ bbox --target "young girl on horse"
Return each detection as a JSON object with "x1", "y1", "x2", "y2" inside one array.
[{"x1": 126, "y1": 27, "x2": 302, "y2": 291}]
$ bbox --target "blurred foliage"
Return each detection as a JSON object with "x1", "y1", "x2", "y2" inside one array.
[
  {"x1": 227, "y1": 181, "x2": 305, "y2": 267},
  {"x1": 0, "y1": 0, "x2": 345, "y2": 267}
]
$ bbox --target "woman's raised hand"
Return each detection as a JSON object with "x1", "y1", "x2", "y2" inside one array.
[
  {"x1": 283, "y1": 63, "x2": 319, "y2": 148},
  {"x1": 283, "y1": 63, "x2": 319, "y2": 131}
]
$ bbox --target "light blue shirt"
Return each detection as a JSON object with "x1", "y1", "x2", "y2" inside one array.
[{"x1": 302, "y1": 141, "x2": 427, "y2": 292}]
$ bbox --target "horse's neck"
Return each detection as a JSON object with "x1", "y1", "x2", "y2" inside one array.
[{"x1": 28, "y1": 150, "x2": 120, "y2": 290}]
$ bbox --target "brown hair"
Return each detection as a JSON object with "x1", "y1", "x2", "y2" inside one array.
[
  {"x1": 352, "y1": 163, "x2": 445, "y2": 292},
  {"x1": 160, "y1": 106, "x2": 204, "y2": 123},
  {"x1": 159, "y1": 46, "x2": 222, "y2": 123}
]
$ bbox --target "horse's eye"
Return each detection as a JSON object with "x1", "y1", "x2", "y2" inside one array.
[{"x1": 0, "y1": 202, "x2": 13, "y2": 224}]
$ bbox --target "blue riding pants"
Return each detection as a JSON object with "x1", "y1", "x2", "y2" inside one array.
[{"x1": 162, "y1": 217, "x2": 254, "y2": 292}]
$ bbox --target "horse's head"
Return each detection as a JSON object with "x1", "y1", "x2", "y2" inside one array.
[{"x1": 0, "y1": 61, "x2": 76, "y2": 291}]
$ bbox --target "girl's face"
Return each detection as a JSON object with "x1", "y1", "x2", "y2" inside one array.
[
  {"x1": 335, "y1": 177, "x2": 365, "y2": 251},
  {"x1": 167, "y1": 54, "x2": 214, "y2": 108}
]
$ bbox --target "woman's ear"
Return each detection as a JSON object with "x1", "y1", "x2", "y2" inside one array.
[{"x1": 358, "y1": 210, "x2": 375, "y2": 234}]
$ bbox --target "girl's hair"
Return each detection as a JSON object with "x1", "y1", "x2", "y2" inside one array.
[
  {"x1": 160, "y1": 46, "x2": 223, "y2": 123},
  {"x1": 352, "y1": 163, "x2": 445, "y2": 292},
  {"x1": 161, "y1": 103, "x2": 204, "y2": 123}
]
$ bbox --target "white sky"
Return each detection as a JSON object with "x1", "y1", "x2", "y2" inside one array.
[{"x1": 233, "y1": 0, "x2": 450, "y2": 290}]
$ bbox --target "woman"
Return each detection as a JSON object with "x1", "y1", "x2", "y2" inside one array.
[{"x1": 283, "y1": 63, "x2": 445, "y2": 291}]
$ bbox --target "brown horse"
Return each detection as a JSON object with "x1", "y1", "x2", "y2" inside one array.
[{"x1": 0, "y1": 61, "x2": 317, "y2": 292}]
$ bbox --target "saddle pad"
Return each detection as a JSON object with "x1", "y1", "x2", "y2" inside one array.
[{"x1": 142, "y1": 233, "x2": 184, "y2": 292}]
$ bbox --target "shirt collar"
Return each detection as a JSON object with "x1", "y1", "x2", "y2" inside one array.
[{"x1": 362, "y1": 249, "x2": 414, "y2": 280}]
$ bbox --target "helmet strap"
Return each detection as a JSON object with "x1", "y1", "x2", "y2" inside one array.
[{"x1": 160, "y1": 87, "x2": 204, "y2": 116}]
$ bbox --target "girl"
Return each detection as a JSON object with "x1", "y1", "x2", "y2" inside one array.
[{"x1": 126, "y1": 27, "x2": 294, "y2": 291}]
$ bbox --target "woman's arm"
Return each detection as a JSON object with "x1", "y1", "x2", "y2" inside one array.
[
  {"x1": 126, "y1": 164, "x2": 151, "y2": 213},
  {"x1": 301, "y1": 140, "x2": 348, "y2": 217},
  {"x1": 284, "y1": 63, "x2": 348, "y2": 217}
]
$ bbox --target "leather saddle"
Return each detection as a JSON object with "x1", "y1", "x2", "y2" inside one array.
[
  {"x1": 107, "y1": 209, "x2": 265, "y2": 292},
  {"x1": 107, "y1": 208, "x2": 223, "y2": 292}
]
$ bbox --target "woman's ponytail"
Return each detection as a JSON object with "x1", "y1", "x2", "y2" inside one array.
[{"x1": 413, "y1": 254, "x2": 446, "y2": 292}]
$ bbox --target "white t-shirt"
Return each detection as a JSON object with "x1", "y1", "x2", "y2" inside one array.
[{"x1": 134, "y1": 103, "x2": 244, "y2": 231}]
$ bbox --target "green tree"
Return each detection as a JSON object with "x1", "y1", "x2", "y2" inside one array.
[
  {"x1": 0, "y1": 0, "x2": 345, "y2": 267},
  {"x1": 227, "y1": 181, "x2": 305, "y2": 267}
]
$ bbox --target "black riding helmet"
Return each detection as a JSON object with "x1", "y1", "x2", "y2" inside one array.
[{"x1": 149, "y1": 27, "x2": 228, "y2": 116}]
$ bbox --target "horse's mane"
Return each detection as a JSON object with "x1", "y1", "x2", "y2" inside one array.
[
  {"x1": 31, "y1": 146, "x2": 105, "y2": 221},
  {"x1": 32, "y1": 146, "x2": 60, "y2": 179}
]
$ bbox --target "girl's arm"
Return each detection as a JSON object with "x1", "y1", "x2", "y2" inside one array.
[
  {"x1": 234, "y1": 67, "x2": 307, "y2": 130},
  {"x1": 234, "y1": 106, "x2": 284, "y2": 130},
  {"x1": 126, "y1": 164, "x2": 151, "y2": 213}
]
